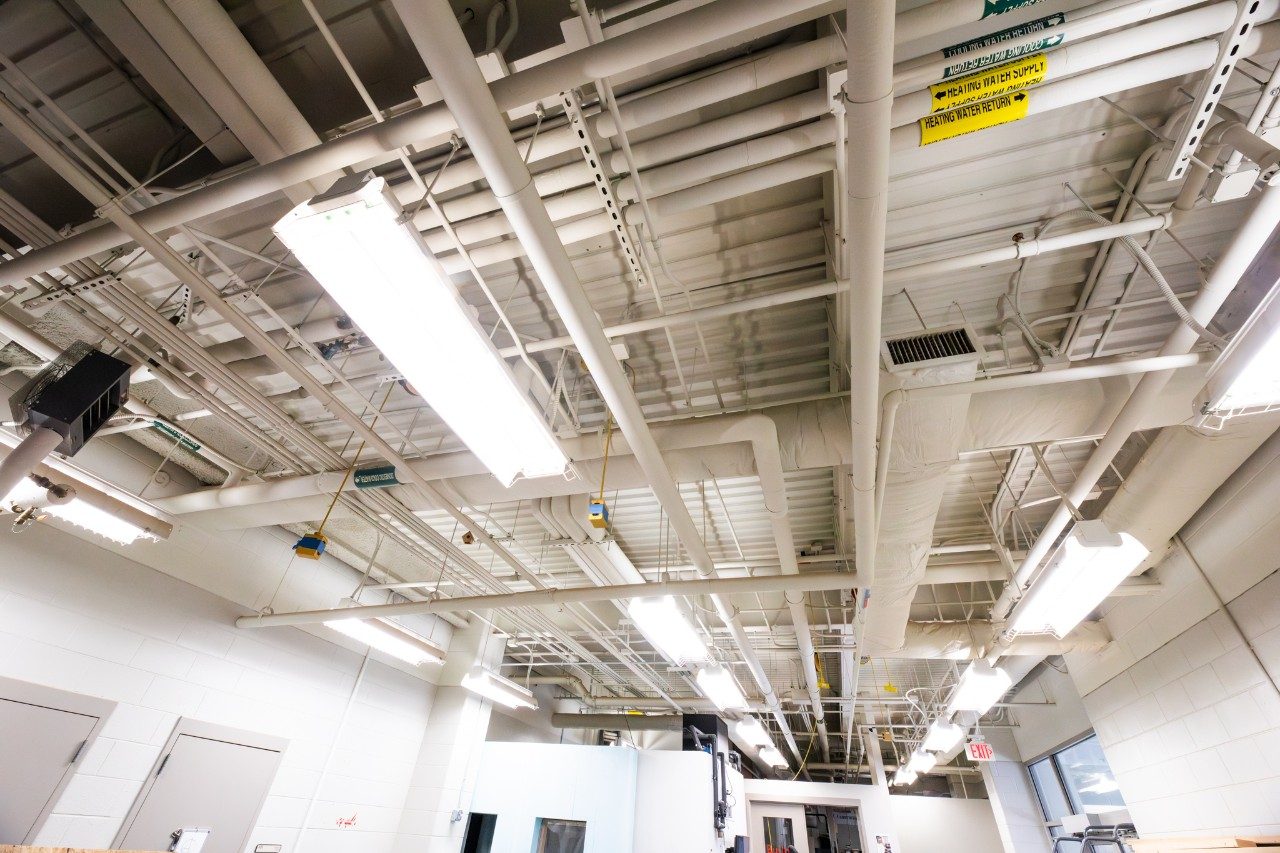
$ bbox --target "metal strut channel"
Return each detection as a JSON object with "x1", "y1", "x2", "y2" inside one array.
[
  {"x1": 20, "y1": 273, "x2": 122, "y2": 312},
  {"x1": 1164, "y1": 0, "x2": 1268, "y2": 180},
  {"x1": 560, "y1": 88, "x2": 647, "y2": 286}
]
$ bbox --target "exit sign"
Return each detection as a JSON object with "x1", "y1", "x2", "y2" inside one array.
[{"x1": 966, "y1": 741, "x2": 995, "y2": 762}]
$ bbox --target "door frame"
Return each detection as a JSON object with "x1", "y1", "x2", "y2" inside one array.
[
  {"x1": 112, "y1": 718, "x2": 288, "y2": 852},
  {"x1": 0, "y1": 675, "x2": 117, "y2": 844}
]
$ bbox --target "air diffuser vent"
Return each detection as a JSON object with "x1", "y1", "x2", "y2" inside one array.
[{"x1": 881, "y1": 325, "x2": 981, "y2": 373}]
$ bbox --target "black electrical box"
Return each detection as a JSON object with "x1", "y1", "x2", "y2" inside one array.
[{"x1": 11, "y1": 344, "x2": 131, "y2": 456}]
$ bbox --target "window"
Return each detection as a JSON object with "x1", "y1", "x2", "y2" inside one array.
[
  {"x1": 462, "y1": 812, "x2": 496, "y2": 853},
  {"x1": 535, "y1": 818, "x2": 586, "y2": 853},
  {"x1": 1028, "y1": 734, "x2": 1125, "y2": 833}
]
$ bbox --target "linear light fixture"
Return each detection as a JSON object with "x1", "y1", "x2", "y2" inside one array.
[
  {"x1": 1199, "y1": 247, "x2": 1280, "y2": 419},
  {"x1": 323, "y1": 599, "x2": 446, "y2": 666},
  {"x1": 735, "y1": 716, "x2": 773, "y2": 747},
  {"x1": 906, "y1": 749, "x2": 937, "y2": 775},
  {"x1": 0, "y1": 432, "x2": 173, "y2": 543},
  {"x1": 273, "y1": 174, "x2": 568, "y2": 487},
  {"x1": 696, "y1": 663, "x2": 749, "y2": 712},
  {"x1": 627, "y1": 595, "x2": 709, "y2": 664},
  {"x1": 1010, "y1": 519, "x2": 1150, "y2": 638},
  {"x1": 758, "y1": 745, "x2": 789, "y2": 769},
  {"x1": 892, "y1": 768, "x2": 918, "y2": 787},
  {"x1": 946, "y1": 660, "x2": 1013, "y2": 716},
  {"x1": 921, "y1": 718, "x2": 965, "y2": 753},
  {"x1": 461, "y1": 665, "x2": 538, "y2": 710}
]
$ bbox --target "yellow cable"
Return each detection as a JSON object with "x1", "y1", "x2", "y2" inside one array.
[
  {"x1": 598, "y1": 413, "x2": 614, "y2": 503},
  {"x1": 316, "y1": 383, "x2": 396, "y2": 536}
]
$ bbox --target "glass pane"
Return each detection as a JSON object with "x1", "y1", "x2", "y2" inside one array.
[
  {"x1": 537, "y1": 819, "x2": 587, "y2": 853},
  {"x1": 1028, "y1": 757, "x2": 1072, "y2": 822},
  {"x1": 1054, "y1": 735, "x2": 1125, "y2": 814}
]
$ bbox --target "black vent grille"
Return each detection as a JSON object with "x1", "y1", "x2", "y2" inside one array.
[{"x1": 885, "y1": 328, "x2": 977, "y2": 367}]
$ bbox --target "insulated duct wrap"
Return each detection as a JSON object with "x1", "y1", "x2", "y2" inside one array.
[{"x1": 865, "y1": 362, "x2": 976, "y2": 654}]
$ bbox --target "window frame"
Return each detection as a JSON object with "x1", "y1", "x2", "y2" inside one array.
[{"x1": 1026, "y1": 732, "x2": 1124, "y2": 834}]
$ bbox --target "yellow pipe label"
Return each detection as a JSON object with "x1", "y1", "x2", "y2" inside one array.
[
  {"x1": 929, "y1": 53, "x2": 1047, "y2": 112},
  {"x1": 918, "y1": 91, "x2": 1031, "y2": 146}
]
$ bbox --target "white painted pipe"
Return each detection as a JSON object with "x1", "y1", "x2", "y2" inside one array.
[
  {"x1": 236, "y1": 568, "x2": 857, "y2": 627},
  {"x1": 895, "y1": 0, "x2": 1210, "y2": 90},
  {"x1": 995, "y1": 180, "x2": 1280, "y2": 624},
  {"x1": 0, "y1": 427, "x2": 63, "y2": 502},
  {"x1": 393, "y1": 0, "x2": 814, "y2": 760},
  {"x1": 0, "y1": 0, "x2": 843, "y2": 287}
]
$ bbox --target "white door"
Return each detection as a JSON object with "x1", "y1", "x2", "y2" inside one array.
[
  {"x1": 115, "y1": 729, "x2": 284, "y2": 853},
  {"x1": 0, "y1": 695, "x2": 100, "y2": 844}
]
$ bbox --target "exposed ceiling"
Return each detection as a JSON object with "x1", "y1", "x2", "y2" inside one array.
[{"x1": 1, "y1": 0, "x2": 1277, "y2": 782}]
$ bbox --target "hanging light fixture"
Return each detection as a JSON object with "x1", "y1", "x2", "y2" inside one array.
[
  {"x1": 1010, "y1": 519, "x2": 1149, "y2": 638},
  {"x1": 323, "y1": 599, "x2": 447, "y2": 666},
  {"x1": 906, "y1": 749, "x2": 938, "y2": 775},
  {"x1": 921, "y1": 718, "x2": 966, "y2": 753},
  {"x1": 273, "y1": 174, "x2": 568, "y2": 487},
  {"x1": 946, "y1": 660, "x2": 1013, "y2": 716},
  {"x1": 627, "y1": 595, "x2": 709, "y2": 664},
  {"x1": 735, "y1": 716, "x2": 773, "y2": 747},
  {"x1": 461, "y1": 665, "x2": 538, "y2": 710},
  {"x1": 758, "y1": 745, "x2": 789, "y2": 769},
  {"x1": 695, "y1": 663, "x2": 749, "y2": 712}
]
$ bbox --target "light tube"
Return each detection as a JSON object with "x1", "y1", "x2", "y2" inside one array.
[
  {"x1": 627, "y1": 595, "x2": 709, "y2": 664},
  {"x1": 946, "y1": 660, "x2": 1013, "y2": 716},
  {"x1": 323, "y1": 600, "x2": 446, "y2": 666},
  {"x1": 892, "y1": 768, "x2": 918, "y2": 786},
  {"x1": 695, "y1": 663, "x2": 749, "y2": 712},
  {"x1": 906, "y1": 749, "x2": 937, "y2": 775},
  {"x1": 273, "y1": 176, "x2": 567, "y2": 486},
  {"x1": 735, "y1": 716, "x2": 773, "y2": 747},
  {"x1": 461, "y1": 665, "x2": 538, "y2": 710},
  {"x1": 1011, "y1": 519, "x2": 1150, "y2": 638},
  {"x1": 1199, "y1": 274, "x2": 1280, "y2": 417},
  {"x1": 921, "y1": 719, "x2": 965, "y2": 753},
  {"x1": 3, "y1": 479, "x2": 155, "y2": 545},
  {"x1": 758, "y1": 745, "x2": 788, "y2": 769}
]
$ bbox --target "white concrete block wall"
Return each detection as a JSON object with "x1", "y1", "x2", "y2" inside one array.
[
  {"x1": 1061, "y1": 431, "x2": 1280, "y2": 840},
  {"x1": 0, "y1": 522, "x2": 438, "y2": 853},
  {"x1": 1074, "y1": 578, "x2": 1280, "y2": 839},
  {"x1": 978, "y1": 731, "x2": 1053, "y2": 853}
]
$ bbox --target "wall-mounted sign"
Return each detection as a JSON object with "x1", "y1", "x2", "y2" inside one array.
[
  {"x1": 353, "y1": 465, "x2": 398, "y2": 489},
  {"x1": 966, "y1": 740, "x2": 996, "y2": 762}
]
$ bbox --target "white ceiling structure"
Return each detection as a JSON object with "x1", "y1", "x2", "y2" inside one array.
[{"x1": 1, "y1": 0, "x2": 1278, "y2": 781}]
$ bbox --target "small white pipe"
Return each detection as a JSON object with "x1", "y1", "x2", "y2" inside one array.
[{"x1": 236, "y1": 569, "x2": 858, "y2": 628}]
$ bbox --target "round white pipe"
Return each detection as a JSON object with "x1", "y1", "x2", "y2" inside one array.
[
  {"x1": 994, "y1": 179, "x2": 1280, "y2": 624},
  {"x1": 237, "y1": 568, "x2": 858, "y2": 627},
  {"x1": 0, "y1": 427, "x2": 63, "y2": 502},
  {"x1": 0, "y1": 0, "x2": 843, "y2": 288}
]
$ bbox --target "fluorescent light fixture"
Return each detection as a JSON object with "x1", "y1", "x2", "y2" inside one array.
[
  {"x1": 695, "y1": 663, "x2": 749, "y2": 712},
  {"x1": 735, "y1": 716, "x2": 772, "y2": 747},
  {"x1": 947, "y1": 660, "x2": 1013, "y2": 716},
  {"x1": 758, "y1": 745, "x2": 788, "y2": 769},
  {"x1": 627, "y1": 595, "x2": 709, "y2": 664},
  {"x1": 921, "y1": 719, "x2": 965, "y2": 753},
  {"x1": 461, "y1": 665, "x2": 538, "y2": 710},
  {"x1": 273, "y1": 175, "x2": 567, "y2": 486},
  {"x1": 0, "y1": 431, "x2": 173, "y2": 543},
  {"x1": 323, "y1": 600, "x2": 446, "y2": 666},
  {"x1": 906, "y1": 749, "x2": 937, "y2": 775},
  {"x1": 1010, "y1": 519, "x2": 1150, "y2": 638},
  {"x1": 1199, "y1": 263, "x2": 1280, "y2": 418},
  {"x1": 892, "y1": 768, "x2": 918, "y2": 786},
  {"x1": 2, "y1": 478, "x2": 156, "y2": 545}
]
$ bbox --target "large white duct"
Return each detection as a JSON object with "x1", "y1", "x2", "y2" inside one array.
[
  {"x1": 153, "y1": 366, "x2": 1215, "y2": 529},
  {"x1": 892, "y1": 619, "x2": 1109, "y2": 659},
  {"x1": 864, "y1": 360, "x2": 977, "y2": 655}
]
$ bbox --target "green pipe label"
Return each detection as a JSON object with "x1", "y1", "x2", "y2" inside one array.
[
  {"x1": 982, "y1": 0, "x2": 1047, "y2": 19},
  {"x1": 942, "y1": 13, "x2": 1066, "y2": 78},
  {"x1": 151, "y1": 420, "x2": 201, "y2": 452},
  {"x1": 353, "y1": 465, "x2": 399, "y2": 489}
]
